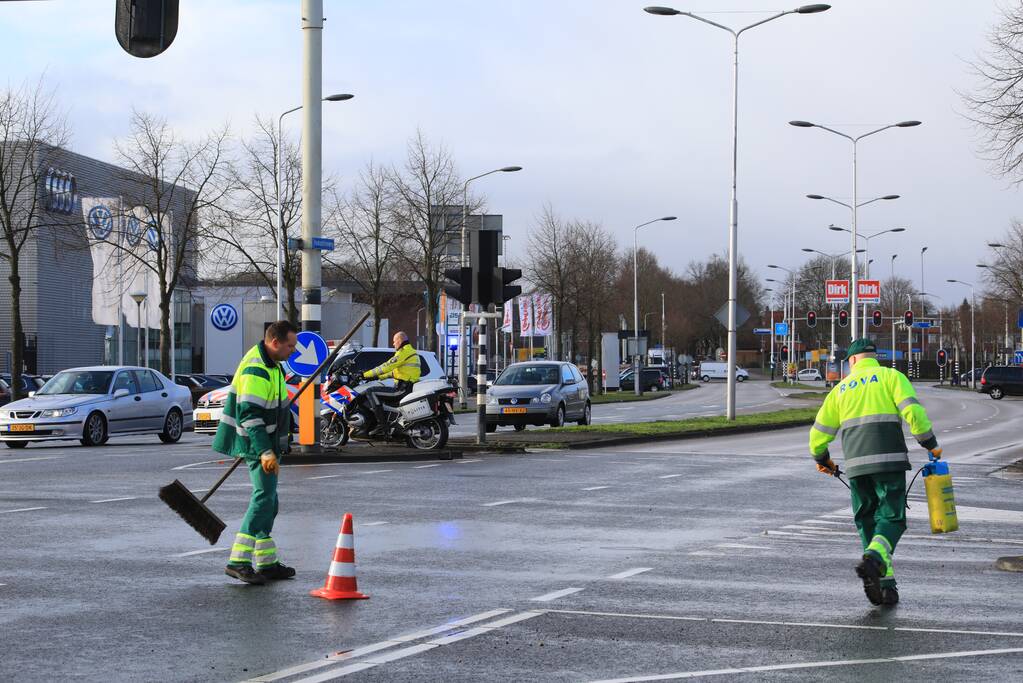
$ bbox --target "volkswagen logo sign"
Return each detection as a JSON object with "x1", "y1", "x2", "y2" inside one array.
[
  {"x1": 145, "y1": 221, "x2": 160, "y2": 252},
  {"x1": 125, "y1": 216, "x2": 143, "y2": 247},
  {"x1": 510, "y1": 398, "x2": 518, "y2": 405},
  {"x1": 210, "y1": 303, "x2": 238, "y2": 332},
  {"x1": 44, "y1": 168, "x2": 77, "y2": 215},
  {"x1": 87, "y1": 204, "x2": 114, "y2": 240}
]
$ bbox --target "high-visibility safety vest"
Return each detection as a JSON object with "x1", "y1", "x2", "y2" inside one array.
[
  {"x1": 809, "y1": 357, "x2": 938, "y2": 479},
  {"x1": 212, "y1": 342, "x2": 290, "y2": 459},
  {"x1": 364, "y1": 343, "x2": 421, "y2": 383}
]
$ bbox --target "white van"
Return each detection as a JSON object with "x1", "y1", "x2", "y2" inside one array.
[{"x1": 698, "y1": 362, "x2": 749, "y2": 382}]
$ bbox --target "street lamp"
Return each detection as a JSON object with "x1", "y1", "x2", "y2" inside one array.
[
  {"x1": 890, "y1": 254, "x2": 898, "y2": 368},
  {"x1": 646, "y1": 2, "x2": 830, "y2": 419},
  {"x1": 633, "y1": 216, "x2": 677, "y2": 395},
  {"x1": 276, "y1": 93, "x2": 354, "y2": 321},
  {"x1": 947, "y1": 279, "x2": 976, "y2": 388},
  {"x1": 456, "y1": 165, "x2": 523, "y2": 407},
  {"x1": 801, "y1": 246, "x2": 863, "y2": 365},
  {"x1": 130, "y1": 292, "x2": 147, "y2": 366},
  {"x1": 793, "y1": 117, "x2": 921, "y2": 339},
  {"x1": 768, "y1": 264, "x2": 796, "y2": 383},
  {"x1": 980, "y1": 246, "x2": 1016, "y2": 362}
]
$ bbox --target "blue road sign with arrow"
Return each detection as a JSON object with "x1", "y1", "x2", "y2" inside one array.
[
  {"x1": 774, "y1": 322, "x2": 789, "y2": 336},
  {"x1": 1016, "y1": 350, "x2": 1023, "y2": 365},
  {"x1": 287, "y1": 331, "x2": 328, "y2": 377}
]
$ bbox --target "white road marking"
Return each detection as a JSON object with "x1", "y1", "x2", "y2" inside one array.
[
  {"x1": 307, "y1": 474, "x2": 345, "y2": 480},
  {"x1": 589, "y1": 647, "x2": 1023, "y2": 682},
  {"x1": 172, "y1": 458, "x2": 231, "y2": 471},
  {"x1": 358, "y1": 469, "x2": 393, "y2": 475},
  {"x1": 89, "y1": 496, "x2": 137, "y2": 504},
  {"x1": 715, "y1": 543, "x2": 766, "y2": 550},
  {"x1": 482, "y1": 499, "x2": 526, "y2": 507},
  {"x1": 413, "y1": 464, "x2": 442, "y2": 469},
  {"x1": 582, "y1": 486, "x2": 610, "y2": 491},
  {"x1": 0, "y1": 455, "x2": 64, "y2": 464},
  {"x1": 798, "y1": 519, "x2": 851, "y2": 526},
  {"x1": 362, "y1": 521, "x2": 389, "y2": 526},
  {"x1": 658, "y1": 474, "x2": 683, "y2": 479},
  {"x1": 173, "y1": 547, "x2": 229, "y2": 558},
  {"x1": 607, "y1": 567, "x2": 653, "y2": 580},
  {"x1": 455, "y1": 459, "x2": 482, "y2": 464},
  {"x1": 0, "y1": 506, "x2": 47, "y2": 514},
  {"x1": 530, "y1": 587, "x2": 584, "y2": 602},
  {"x1": 247, "y1": 609, "x2": 513, "y2": 682}
]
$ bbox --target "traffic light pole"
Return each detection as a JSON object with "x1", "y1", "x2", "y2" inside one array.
[{"x1": 466, "y1": 311, "x2": 502, "y2": 445}]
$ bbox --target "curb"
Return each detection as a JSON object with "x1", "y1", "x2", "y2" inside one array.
[
  {"x1": 995, "y1": 556, "x2": 1023, "y2": 573},
  {"x1": 286, "y1": 446, "x2": 465, "y2": 464}
]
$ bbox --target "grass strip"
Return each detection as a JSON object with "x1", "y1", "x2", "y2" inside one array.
[{"x1": 550, "y1": 407, "x2": 818, "y2": 436}]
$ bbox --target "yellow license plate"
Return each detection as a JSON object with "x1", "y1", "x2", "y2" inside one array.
[
  {"x1": 10, "y1": 424, "x2": 34, "y2": 432},
  {"x1": 196, "y1": 413, "x2": 211, "y2": 421},
  {"x1": 502, "y1": 407, "x2": 527, "y2": 414}
]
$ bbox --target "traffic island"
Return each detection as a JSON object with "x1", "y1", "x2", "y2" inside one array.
[
  {"x1": 285, "y1": 442, "x2": 466, "y2": 463},
  {"x1": 450, "y1": 407, "x2": 819, "y2": 450}
]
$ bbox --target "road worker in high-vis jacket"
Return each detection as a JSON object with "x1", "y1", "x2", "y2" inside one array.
[
  {"x1": 809, "y1": 338, "x2": 942, "y2": 607},
  {"x1": 213, "y1": 321, "x2": 298, "y2": 585}
]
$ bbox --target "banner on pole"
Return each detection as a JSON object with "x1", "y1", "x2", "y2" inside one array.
[
  {"x1": 501, "y1": 303, "x2": 512, "y2": 333},
  {"x1": 857, "y1": 280, "x2": 881, "y2": 304},
  {"x1": 518, "y1": 296, "x2": 534, "y2": 337},
  {"x1": 533, "y1": 293, "x2": 553, "y2": 336},
  {"x1": 825, "y1": 279, "x2": 849, "y2": 305},
  {"x1": 83, "y1": 196, "x2": 123, "y2": 327}
]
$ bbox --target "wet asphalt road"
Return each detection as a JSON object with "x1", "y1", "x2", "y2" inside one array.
[{"x1": 2, "y1": 384, "x2": 1022, "y2": 682}]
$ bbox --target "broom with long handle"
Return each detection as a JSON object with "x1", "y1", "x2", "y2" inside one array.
[{"x1": 159, "y1": 312, "x2": 372, "y2": 544}]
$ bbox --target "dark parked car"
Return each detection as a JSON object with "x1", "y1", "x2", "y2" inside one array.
[
  {"x1": 0, "y1": 378, "x2": 10, "y2": 407},
  {"x1": 0, "y1": 373, "x2": 41, "y2": 398},
  {"x1": 174, "y1": 374, "x2": 228, "y2": 406},
  {"x1": 978, "y1": 366, "x2": 1023, "y2": 400},
  {"x1": 619, "y1": 367, "x2": 668, "y2": 392}
]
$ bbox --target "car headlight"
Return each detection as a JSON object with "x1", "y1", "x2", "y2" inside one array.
[
  {"x1": 486, "y1": 393, "x2": 497, "y2": 405},
  {"x1": 41, "y1": 407, "x2": 77, "y2": 418},
  {"x1": 540, "y1": 393, "x2": 552, "y2": 404}
]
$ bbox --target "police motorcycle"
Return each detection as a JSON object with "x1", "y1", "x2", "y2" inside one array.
[{"x1": 319, "y1": 344, "x2": 457, "y2": 451}]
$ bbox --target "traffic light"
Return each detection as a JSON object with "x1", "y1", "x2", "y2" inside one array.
[
  {"x1": 494, "y1": 267, "x2": 522, "y2": 304},
  {"x1": 115, "y1": 0, "x2": 179, "y2": 58},
  {"x1": 781, "y1": 344, "x2": 789, "y2": 360},
  {"x1": 904, "y1": 310, "x2": 914, "y2": 327},
  {"x1": 838, "y1": 309, "x2": 849, "y2": 327},
  {"x1": 872, "y1": 310, "x2": 883, "y2": 328},
  {"x1": 472, "y1": 229, "x2": 500, "y2": 306},
  {"x1": 937, "y1": 348, "x2": 948, "y2": 367},
  {"x1": 442, "y1": 267, "x2": 474, "y2": 306},
  {"x1": 806, "y1": 310, "x2": 817, "y2": 328}
]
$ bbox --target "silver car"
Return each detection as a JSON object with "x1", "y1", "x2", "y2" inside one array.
[
  {"x1": 0, "y1": 366, "x2": 193, "y2": 449},
  {"x1": 485, "y1": 361, "x2": 591, "y2": 431}
]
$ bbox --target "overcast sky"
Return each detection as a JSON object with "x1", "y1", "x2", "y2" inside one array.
[{"x1": 1, "y1": 1, "x2": 1016, "y2": 307}]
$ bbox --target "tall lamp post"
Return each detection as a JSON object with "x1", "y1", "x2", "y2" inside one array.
[
  {"x1": 947, "y1": 279, "x2": 976, "y2": 388},
  {"x1": 890, "y1": 254, "x2": 898, "y2": 368},
  {"x1": 633, "y1": 216, "x2": 677, "y2": 395},
  {"x1": 130, "y1": 292, "x2": 147, "y2": 366},
  {"x1": 828, "y1": 225, "x2": 905, "y2": 323},
  {"x1": 765, "y1": 287, "x2": 775, "y2": 376},
  {"x1": 982, "y1": 242, "x2": 1017, "y2": 361},
  {"x1": 455, "y1": 165, "x2": 522, "y2": 407},
  {"x1": 801, "y1": 247, "x2": 863, "y2": 366},
  {"x1": 792, "y1": 118, "x2": 921, "y2": 339},
  {"x1": 275, "y1": 93, "x2": 354, "y2": 321},
  {"x1": 646, "y1": 2, "x2": 830, "y2": 418},
  {"x1": 767, "y1": 264, "x2": 796, "y2": 382}
]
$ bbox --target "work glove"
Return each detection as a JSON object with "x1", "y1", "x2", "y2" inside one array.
[
  {"x1": 815, "y1": 457, "x2": 838, "y2": 476},
  {"x1": 260, "y1": 450, "x2": 279, "y2": 476},
  {"x1": 362, "y1": 370, "x2": 374, "y2": 379},
  {"x1": 929, "y1": 447, "x2": 943, "y2": 460}
]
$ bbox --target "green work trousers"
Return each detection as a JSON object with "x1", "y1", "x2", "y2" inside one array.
[
  {"x1": 239, "y1": 457, "x2": 278, "y2": 539},
  {"x1": 850, "y1": 471, "x2": 906, "y2": 587}
]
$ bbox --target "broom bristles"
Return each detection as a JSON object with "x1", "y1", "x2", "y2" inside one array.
[{"x1": 158, "y1": 479, "x2": 227, "y2": 545}]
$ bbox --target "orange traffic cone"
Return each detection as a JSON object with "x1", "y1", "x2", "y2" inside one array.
[{"x1": 310, "y1": 513, "x2": 369, "y2": 600}]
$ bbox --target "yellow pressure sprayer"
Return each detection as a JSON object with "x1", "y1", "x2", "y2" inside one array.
[{"x1": 919, "y1": 453, "x2": 959, "y2": 534}]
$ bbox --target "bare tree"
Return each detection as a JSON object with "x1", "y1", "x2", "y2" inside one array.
[
  {"x1": 0, "y1": 79, "x2": 70, "y2": 399},
  {"x1": 979, "y1": 220, "x2": 1023, "y2": 302},
  {"x1": 565, "y1": 221, "x2": 618, "y2": 392},
  {"x1": 323, "y1": 161, "x2": 399, "y2": 345},
  {"x1": 965, "y1": 3, "x2": 1023, "y2": 181},
  {"x1": 107, "y1": 109, "x2": 231, "y2": 374},
  {"x1": 524, "y1": 205, "x2": 576, "y2": 360},
  {"x1": 387, "y1": 130, "x2": 475, "y2": 354}
]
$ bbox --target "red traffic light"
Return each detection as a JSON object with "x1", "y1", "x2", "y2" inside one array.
[
  {"x1": 781, "y1": 344, "x2": 789, "y2": 359},
  {"x1": 838, "y1": 309, "x2": 849, "y2": 327},
  {"x1": 904, "y1": 310, "x2": 914, "y2": 327},
  {"x1": 936, "y1": 348, "x2": 948, "y2": 367},
  {"x1": 872, "y1": 310, "x2": 883, "y2": 327},
  {"x1": 806, "y1": 310, "x2": 817, "y2": 328}
]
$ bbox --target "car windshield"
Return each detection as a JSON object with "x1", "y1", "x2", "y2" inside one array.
[
  {"x1": 37, "y1": 370, "x2": 114, "y2": 395},
  {"x1": 495, "y1": 364, "x2": 560, "y2": 386}
]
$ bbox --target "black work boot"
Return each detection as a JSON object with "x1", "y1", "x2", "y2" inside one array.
[
  {"x1": 258, "y1": 562, "x2": 296, "y2": 581},
  {"x1": 855, "y1": 554, "x2": 884, "y2": 606},
  {"x1": 881, "y1": 583, "x2": 899, "y2": 606},
  {"x1": 225, "y1": 564, "x2": 267, "y2": 585}
]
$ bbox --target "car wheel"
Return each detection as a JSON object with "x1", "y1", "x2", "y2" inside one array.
[
  {"x1": 991, "y1": 387, "x2": 1005, "y2": 400},
  {"x1": 737, "y1": 375, "x2": 746, "y2": 382},
  {"x1": 4, "y1": 441, "x2": 27, "y2": 449},
  {"x1": 513, "y1": 424, "x2": 527, "y2": 432},
  {"x1": 701, "y1": 375, "x2": 710, "y2": 383},
  {"x1": 577, "y1": 402, "x2": 591, "y2": 426},
  {"x1": 80, "y1": 412, "x2": 107, "y2": 447},
  {"x1": 649, "y1": 385, "x2": 659, "y2": 392},
  {"x1": 158, "y1": 408, "x2": 183, "y2": 444},
  {"x1": 549, "y1": 405, "x2": 565, "y2": 428}
]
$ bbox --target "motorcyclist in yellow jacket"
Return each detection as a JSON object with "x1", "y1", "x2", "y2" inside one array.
[
  {"x1": 809, "y1": 338, "x2": 942, "y2": 607},
  {"x1": 361, "y1": 331, "x2": 421, "y2": 435}
]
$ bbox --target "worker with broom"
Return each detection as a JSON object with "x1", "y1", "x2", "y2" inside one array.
[
  {"x1": 809, "y1": 338, "x2": 942, "y2": 607},
  {"x1": 214, "y1": 321, "x2": 298, "y2": 585}
]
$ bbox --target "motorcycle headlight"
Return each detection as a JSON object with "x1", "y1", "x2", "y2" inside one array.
[
  {"x1": 41, "y1": 407, "x2": 77, "y2": 418},
  {"x1": 540, "y1": 393, "x2": 552, "y2": 404}
]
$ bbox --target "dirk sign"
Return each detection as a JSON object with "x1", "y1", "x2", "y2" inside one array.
[
  {"x1": 858, "y1": 280, "x2": 881, "y2": 304},
  {"x1": 825, "y1": 280, "x2": 849, "y2": 304}
]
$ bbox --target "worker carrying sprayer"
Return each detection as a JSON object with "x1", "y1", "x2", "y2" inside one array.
[
  {"x1": 360, "y1": 331, "x2": 421, "y2": 436},
  {"x1": 808, "y1": 338, "x2": 942, "y2": 607},
  {"x1": 213, "y1": 321, "x2": 298, "y2": 585}
]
